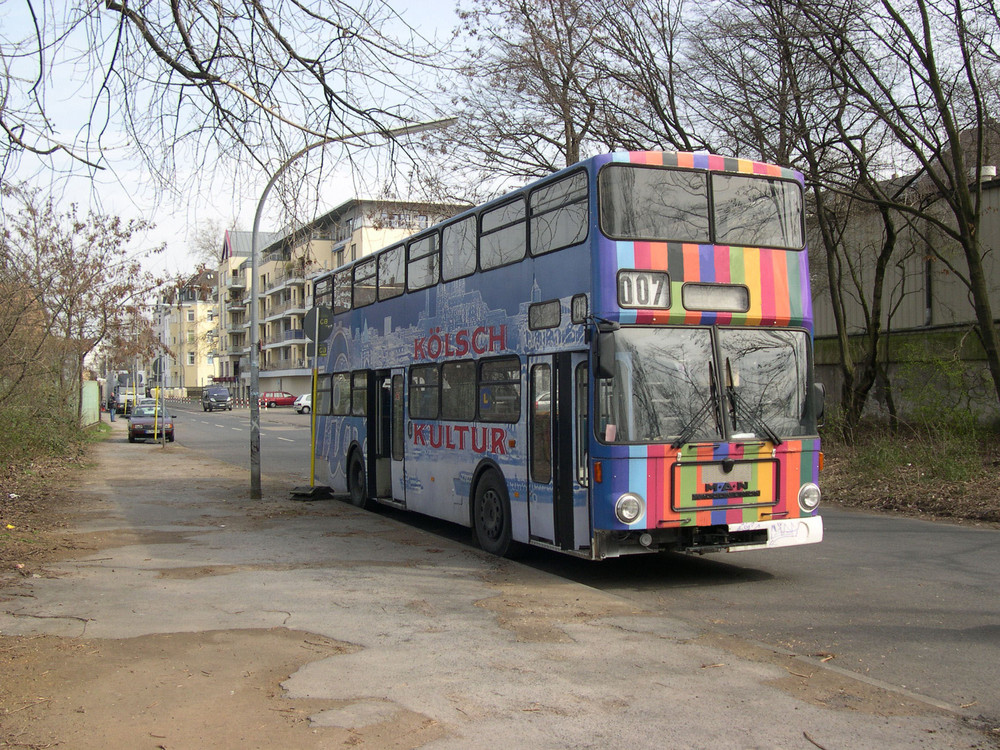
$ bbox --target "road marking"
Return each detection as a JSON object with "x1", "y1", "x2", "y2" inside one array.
[
  {"x1": 214, "y1": 424, "x2": 225, "y2": 428},
  {"x1": 277, "y1": 437, "x2": 294, "y2": 442},
  {"x1": 231, "y1": 427, "x2": 243, "y2": 431}
]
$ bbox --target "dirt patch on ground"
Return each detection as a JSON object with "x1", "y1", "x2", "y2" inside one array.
[
  {"x1": 0, "y1": 627, "x2": 451, "y2": 749},
  {"x1": 0, "y1": 444, "x2": 455, "y2": 750},
  {"x1": 475, "y1": 559, "x2": 646, "y2": 643},
  {"x1": 698, "y1": 632, "x2": 939, "y2": 717}
]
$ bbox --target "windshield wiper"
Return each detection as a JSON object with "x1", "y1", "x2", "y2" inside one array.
[
  {"x1": 671, "y1": 363, "x2": 720, "y2": 449},
  {"x1": 725, "y1": 358, "x2": 782, "y2": 446}
]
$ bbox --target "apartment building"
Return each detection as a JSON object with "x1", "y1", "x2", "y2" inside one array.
[
  {"x1": 216, "y1": 198, "x2": 466, "y2": 399},
  {"x1": 156, "y1": 268, "x2": 219, "y2": 397}
]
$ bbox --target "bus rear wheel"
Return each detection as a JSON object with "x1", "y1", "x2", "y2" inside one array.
[
  {"x1": 473, "y1": 470, "x2": 513, "y2": 557},
  {"x1": 347, "y1": 453, "x2": 369, "y2": 509}
]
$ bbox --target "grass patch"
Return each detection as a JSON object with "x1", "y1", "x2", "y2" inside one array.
[{"x1": 821, "y1": 418, "x2": 1000, "y2": 523}]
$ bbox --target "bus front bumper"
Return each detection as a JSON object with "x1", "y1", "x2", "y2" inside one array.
[
  {"x1": 592, "y1": 515, "x2": 824, "y2": 558},
  {"x1": 723, "y1": 515, "x2": 824, "y2": 552}
]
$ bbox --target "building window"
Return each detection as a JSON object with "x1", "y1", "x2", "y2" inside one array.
[
  {"x1": 187, "y1": 352, "x2": 195, "y2": 366},
  {"x1": 187, "y1": 310, "x2": 195, "y2": 322}
]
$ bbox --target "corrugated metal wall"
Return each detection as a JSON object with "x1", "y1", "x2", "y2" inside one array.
[{"x1": 812, "y1": 179, "x2": 1000, "y2": 337}]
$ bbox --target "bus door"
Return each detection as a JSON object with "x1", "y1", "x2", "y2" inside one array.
[
  {"x1": 372, "y1": 369, "x2": 405, "y2": 505},
  {"x1": 390, "y1": 370, "x2": 405, "y2": 505},
  {"x1": 527, "y1": 352, "x2": 590, "y2": 551}
]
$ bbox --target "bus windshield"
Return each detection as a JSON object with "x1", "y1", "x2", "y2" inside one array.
[
  {"x1": 597, "y1": 327, "x2": 814, "y2": 444},
  {"x1": 719, "y1": 328, "x2": 813, "y2": 439},
  {"x1": 598, "y1": 328, "x2": 719, "y2": 444}
]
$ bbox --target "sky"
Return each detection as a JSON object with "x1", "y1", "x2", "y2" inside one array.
[{"x1": 4, "y1": 1, "x2": 460, "y2": 280}]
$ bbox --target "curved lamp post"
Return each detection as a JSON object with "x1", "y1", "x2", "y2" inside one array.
[{"x1": 248, "y1": 117, "x2": 457, "y2": 498}]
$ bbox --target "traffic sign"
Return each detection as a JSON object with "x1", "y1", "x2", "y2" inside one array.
[{"x1": 303, "y1": 306, "x2": 333, "y2": 342}]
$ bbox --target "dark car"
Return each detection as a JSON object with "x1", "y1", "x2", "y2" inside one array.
[
  {"x1": 202, "y1": 386, "x2": 233, "y2": 412},
  {"x1": 259, "y1": 391, "x2": 296, "y2": 408},
  {"x1": 127, "y1": 405, "x2": 175, "y2": 443}
]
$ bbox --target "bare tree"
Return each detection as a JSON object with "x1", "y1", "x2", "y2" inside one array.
[
  {"x1": 786, "y1": 0, "x2": 1000, "y2": 412},
  {"x1": 1, "y1": 184, "x2": 165, "y2": 419},
  {"x1": 190, "y1": 219, "x2": 238, "y2": 268},
  {"x1": 593, "y1": 0, "x2": 711, "y2": 152},
  {"x1": 2, "y1": 1, "x2": 442, "y2": 193},
  {"x1": 427, "y1": 0, "x2": 609, "y2": 188}
]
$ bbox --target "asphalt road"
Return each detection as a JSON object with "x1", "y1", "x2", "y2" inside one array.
[
  {"x1": 167, "y1": 399, "x2": 313, "y2": 482},
  {"x1": 523, "y1": 509, "x2": 1000, "y2": 722},
  {"x1": 160, "y1": 398, "x2": 1000, "y2": 726}
]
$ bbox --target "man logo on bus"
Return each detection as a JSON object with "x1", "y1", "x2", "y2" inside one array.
[
  {"x1": 692, "y1": 481, "x2": 761, "y2": 500},
  {"x1": 706, "y1": 481, "x2": 750, "y2": 493},
  {"x1": 414, "y1": 325, "x2": 508, "y2": 361}
]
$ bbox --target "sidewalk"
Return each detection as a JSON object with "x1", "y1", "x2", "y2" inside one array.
[{"x1": 0, "y1": 419, "x2": 988, "y2": 749}]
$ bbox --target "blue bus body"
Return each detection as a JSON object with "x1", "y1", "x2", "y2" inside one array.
[{"x1": 312, "y1": 151, "x2": 823, "y2": 559}]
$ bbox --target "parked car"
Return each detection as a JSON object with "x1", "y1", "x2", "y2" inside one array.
[
  {"x1": 127, "y1": 405, "x2": 175, "y2": 443},
  {"x1": 136, "y1": 397, "x2": 168, "y2": 414},
  {"x1": 259, "y1": 391, "x2": 296, "y2": 408},
  {"x1": 202, "y1": 386, "x2": 233, "y2": 412},
  {"x1": 294, "y1": 393, "x2": 312, "y2": 414}
]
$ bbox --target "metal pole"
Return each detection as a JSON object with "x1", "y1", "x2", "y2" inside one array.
[
  {"x1": 249, "y1": 117, "x2": 457, "y2": 498},
  {"x1": 309, "y1": 308, "x2": 320, "y2": 487}
]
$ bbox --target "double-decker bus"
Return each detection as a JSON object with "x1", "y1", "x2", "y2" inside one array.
[{"x1": 310, "y1": 151, "x2": 824, "y2": 559}]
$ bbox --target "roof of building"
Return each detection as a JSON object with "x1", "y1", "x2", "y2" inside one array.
[{"x1": 221, "y1": 230, "x2": 282, "y2": 261}]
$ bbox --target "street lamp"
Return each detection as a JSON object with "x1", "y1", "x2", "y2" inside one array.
[{"x1": 248, "y1": 117, "x2": 457, "y2": 498}]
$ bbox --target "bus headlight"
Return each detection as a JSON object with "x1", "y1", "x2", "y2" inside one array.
[
  {"x1": 798, "y1": 483, "x2": 821, "y2": 512},
  {"x1": 615, "y1": 493, "x2": 645, "y2": 524}
]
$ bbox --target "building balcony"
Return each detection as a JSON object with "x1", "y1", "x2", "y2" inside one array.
[
  {"x1": 264, "y1": 264, "x2": 314, "y2": 293},
  {"x1": 261, "y1": 357, "x2": 310, "y2": 372},
  {"x1": 264, "y1": 299, "x2": 308, "y2": 321},
  {"x1": 227, "y1": 276, "x2": 246, "y2": 290},
  {"x1": 261, "y1": 330, "x2": 306, "y2": 350}
]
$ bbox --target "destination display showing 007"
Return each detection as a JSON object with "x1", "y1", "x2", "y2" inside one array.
[{"x1": 617, "y1": 270, "x2": 670, "y2": 308}]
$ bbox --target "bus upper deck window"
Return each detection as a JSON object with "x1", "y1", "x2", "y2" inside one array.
[
  {"x1": 480, "y1": 198, "x2": 526, "y2": 270},
  {"x1": 530, "y1": 171, "x2": 589, "y2": 256},
  {"x1": 408, "y1": 233, "x2": 440, "y2": 291},
  {"x1": 442, "y1": 216, "x2": 477, "y2": 281},
  {"x1": 599, "y1": 165, "x2": 710, "y2": 243},
  {"x1": 333, "y1": 269, "x2": 352, "y2": 314},
  {"x1": 378, "y1": 245, "x2": 405, "y2": 300},
  {"x1": 353, "y1": 257, "x2": 377, "y2": 308},
  {"x1": 711, "y1": 173, "x2": 804, "y2": 250}
]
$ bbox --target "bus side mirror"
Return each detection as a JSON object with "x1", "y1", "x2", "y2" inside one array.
[
  {"x1": 812, "y1": 382, "x2": 826, "y2": 427},
  {"x1": 596, "y1": 331, "x2": 616, "y2": 380}
]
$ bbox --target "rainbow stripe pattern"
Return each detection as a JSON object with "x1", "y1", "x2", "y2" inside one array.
[
  {"x1": 600, "y1": 440, "x2": 821, "y2": 529},
  {"x1": 594, "y1": 151, "x2": 812, "y2": 332},
  {"x1": 590, "y1": 152, "x2": 819, "y2": 532}
]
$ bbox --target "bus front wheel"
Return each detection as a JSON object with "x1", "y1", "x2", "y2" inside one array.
[
  {"x1": 347, "y1": 453, "x2": 369, "y2": 509},
  {"x1": 473, "y1": 470, "x2": 513, "y2": 557}
]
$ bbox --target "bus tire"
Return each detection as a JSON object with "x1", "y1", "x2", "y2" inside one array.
[
  {"x1": 473, "y1": 470, "x2": 513, "y2": 557},
  {"x1": 347, "y1": 453, "x2": 369, "y2": 509}
]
